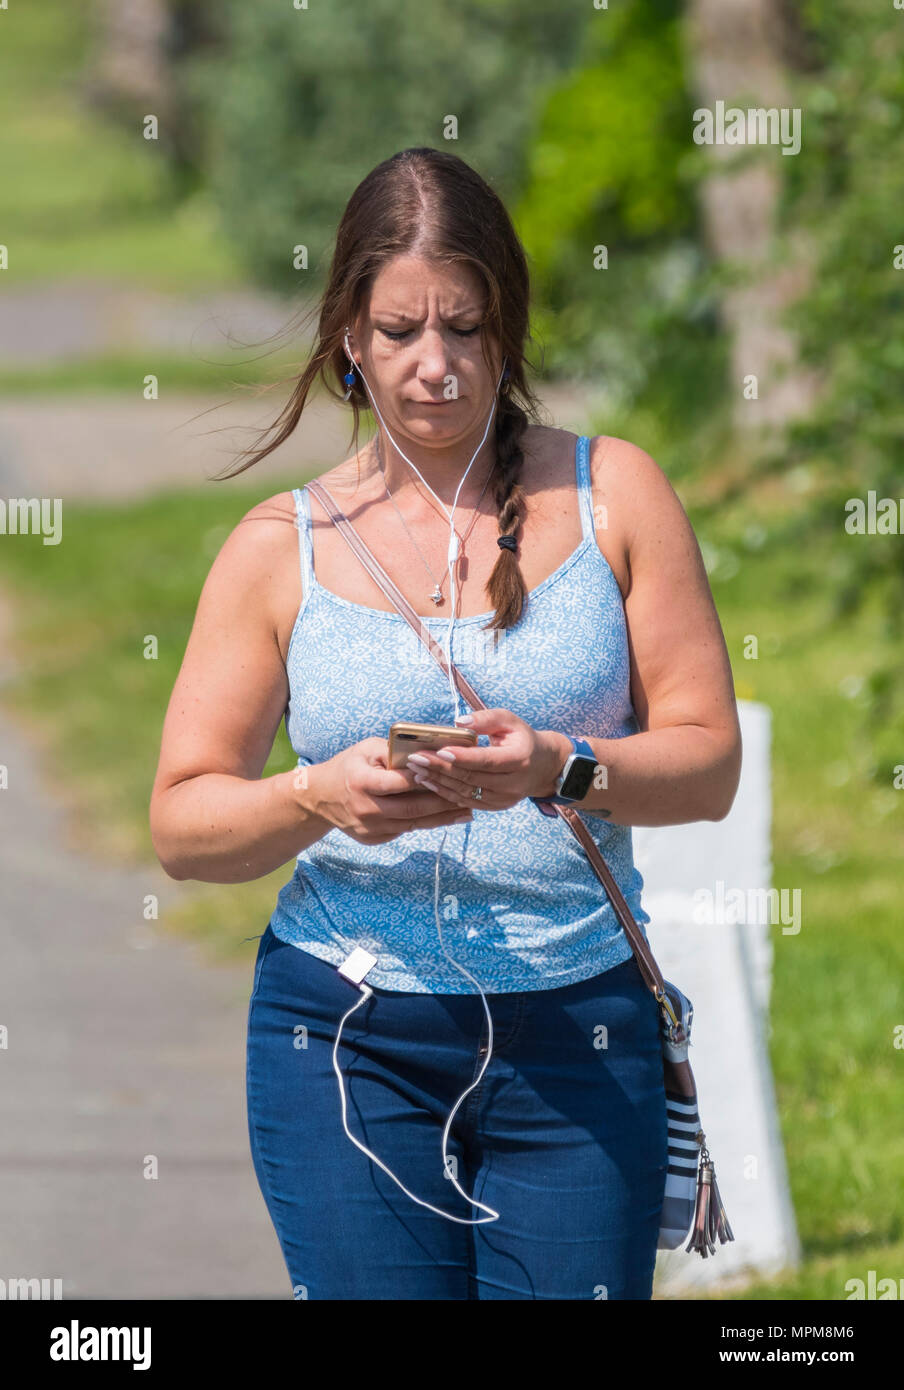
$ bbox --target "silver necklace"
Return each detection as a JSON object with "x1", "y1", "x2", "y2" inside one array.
[{"x1": 375, "y1": 434, "x2": 495, "y2": 605}]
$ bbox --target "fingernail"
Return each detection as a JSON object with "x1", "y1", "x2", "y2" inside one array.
[
  {"x1": 407, "y1": 753, "x2": 431, "y2": 766},
  {"x1": 455, "y1": 714, "x2": 474, "y2": 725},
  {"x1": 434, "y1": 749, "x2": 456, "y2": 762},
  {"x1": 415, "y1": 776, "x2": 441, "y2": 792}
]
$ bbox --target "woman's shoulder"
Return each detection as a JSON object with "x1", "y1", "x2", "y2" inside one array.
[
  {"x1": 587, "y1": 435, "x2": 700, "y2": 588},
  {"x1": 230, "y1": 490, "x2": 301, "y2": 551},
  {"x1": 549, "y1": 431, "x2": 688, "y2": 597},
  {"x1": 587, "y1": 433, "x2": 683, "y2": 512},
  {"x1": 238, "y1": 489, "x2": 300, "y2": 525},
  {"x1": 205, "y1": 491, "x2": 300, "y2": 593},
  {"x1": 181, "y1": 490, "x2": 302, "y2": 665},
  {"x1": 587, "y1": 431, "x2": 663, "y2": 477}
]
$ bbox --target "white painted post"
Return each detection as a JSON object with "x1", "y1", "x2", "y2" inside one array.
[{"x1": 633, "y1": 700, "x2": 801, "y2": 1293}]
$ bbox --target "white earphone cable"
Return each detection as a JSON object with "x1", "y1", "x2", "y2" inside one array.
[
  {"x1": 343, "y1": 330, "x2": 505, "y2": 714},
  {"x1": 331, "y1": 329, "x2": 506, "y2": 1224}
]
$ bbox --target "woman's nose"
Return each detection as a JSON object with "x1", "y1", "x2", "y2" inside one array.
[{"x1": 416, "y1": 331, "x2": 453, "y2": 383}]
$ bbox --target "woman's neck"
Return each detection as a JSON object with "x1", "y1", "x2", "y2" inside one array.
[{"x1": 366, "y1": 428, "x2": 500, "y2": 515}]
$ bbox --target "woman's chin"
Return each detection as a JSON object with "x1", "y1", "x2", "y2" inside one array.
[
  {"x1": 401, "y1": 404, "x2": 489, "y2": 442},
  {"x1": 407, "y1": 402, "x2": 458, "y2": 419}
]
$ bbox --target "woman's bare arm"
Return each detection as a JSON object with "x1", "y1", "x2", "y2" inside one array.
[
  {"x1": 149, "y1": 499, "x2": 332, "y2": 882},
  {"x1": 571, "y1": 435, "x2": 742, "y2": 826}
]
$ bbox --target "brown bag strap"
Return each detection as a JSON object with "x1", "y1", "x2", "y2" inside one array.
[{"x1": 305, "y1": 478, "x2": 668, "y2": 1004}]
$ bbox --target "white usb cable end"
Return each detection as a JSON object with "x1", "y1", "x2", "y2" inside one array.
[{"x1": 338, "y1": 947, "x2": 378, "y2": 989}]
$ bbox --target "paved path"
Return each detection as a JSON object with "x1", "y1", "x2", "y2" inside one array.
[
  {"x1": 0, "y1": 385, "x2": 596, "y2": 502},
  {"x1": 0, "y1": 610, "x2": 291, "y2": 1298},
  {"x1": 0, "y1": 280, "x2": 294, "y2": 367},
  {"x1": 0, "y1": 389, "x2": 359, "y2": 501},
  {"x1": 0, "y1": 279, "x2": 596, "y2": 500}
]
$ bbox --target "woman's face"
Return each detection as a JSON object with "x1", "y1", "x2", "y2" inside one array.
[{"x1": 349, "y1": 255, "x2": 502, "y2": 450}]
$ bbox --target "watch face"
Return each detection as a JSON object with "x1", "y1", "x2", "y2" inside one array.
[{"x1": 560, "y1": 756, "x2": 596, "y2": 802}]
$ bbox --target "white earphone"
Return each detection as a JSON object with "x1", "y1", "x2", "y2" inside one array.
[
  {"x1": 343, "y1": 328, "x2": 507, "y2": 709},
  {"x1": 331, "y1": 326, "x2": 508, "y2": 1224}
]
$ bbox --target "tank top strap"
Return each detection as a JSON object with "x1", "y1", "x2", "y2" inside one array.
[
  {"x1": 575, "y1": 434, "x2": 596, "y2": 542},
  {"x1": 292, "y1": 485, "x2": 316, "y2": 595}
]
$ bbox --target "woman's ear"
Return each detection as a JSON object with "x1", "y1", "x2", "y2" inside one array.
[{"x1": 346, "y1": 313, "x2": 365, "y2": 359}]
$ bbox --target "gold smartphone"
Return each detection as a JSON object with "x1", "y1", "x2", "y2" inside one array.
[{"x1": 387, "y1": 720, "x2": 478, "y2": 770}]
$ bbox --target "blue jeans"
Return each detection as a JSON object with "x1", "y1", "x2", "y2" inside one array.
[{"x1": 246, "y1": 923, "x2": 668, "y2": 1300}]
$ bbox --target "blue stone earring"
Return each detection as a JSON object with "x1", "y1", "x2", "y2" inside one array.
[{"x1": 343, "y1": 365, "x2": 357, "y2": 401}]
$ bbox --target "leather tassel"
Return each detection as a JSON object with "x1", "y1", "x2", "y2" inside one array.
[
  {"x1": 709, "y1": 1163, "x2": 735, "y2": 1246},
  {"x1": 685, "y1": 1142, "x2": 735, "y2": 1257},
  {"x1": 686, "y1": 1159, "x2": 715, "y2": 1256}
]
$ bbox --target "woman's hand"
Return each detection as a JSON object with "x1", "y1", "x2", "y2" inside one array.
[
  {"x1": 403, "y1": 709, "x2": 572, "y2": 811},
  {"x1": 307, "y1": 737, "x2": 476, "y2": 845}
]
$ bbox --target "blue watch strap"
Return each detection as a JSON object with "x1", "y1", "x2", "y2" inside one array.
[{"x1": 565, "y1": 737, "x2": 596, "y2": 768}]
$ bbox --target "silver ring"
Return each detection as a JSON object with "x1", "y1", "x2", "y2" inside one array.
[{"x1": 471, "y1": 786, "x2": 483, "y2": 800}]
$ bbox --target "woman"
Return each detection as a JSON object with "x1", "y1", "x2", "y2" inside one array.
[{"x1": 150, "y1": 147, "x2": 742, "y2": 1300}]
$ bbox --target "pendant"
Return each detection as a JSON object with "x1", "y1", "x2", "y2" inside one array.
[{"x1": 430, "y1": 585, "x2": 443, "y2": 605}]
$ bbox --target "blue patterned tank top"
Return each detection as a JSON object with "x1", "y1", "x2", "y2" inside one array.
[{"x1": 269, "y1": 434, "x2": 651, "y2": 992}]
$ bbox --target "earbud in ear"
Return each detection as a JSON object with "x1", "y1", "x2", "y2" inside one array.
[{"x1": 342, "y1": 331, "x2": 359, "y2": 400}]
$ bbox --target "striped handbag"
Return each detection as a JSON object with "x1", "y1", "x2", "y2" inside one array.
[
  {"x1": 653, "y1": 980, "x2": 734, "y2": 1254},
  {"x1": 307, "y1": 478, "x2": 735, "y2": 1258}
]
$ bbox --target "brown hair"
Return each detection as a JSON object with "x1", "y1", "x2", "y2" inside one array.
[{"x1": 221, "y1": 147, "x2": 545, "y2": 631}]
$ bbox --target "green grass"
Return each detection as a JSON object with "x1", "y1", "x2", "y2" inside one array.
[
  {"x1": 706, "y1": 542, "x2": 903, "y2": 1271},
  {"x1": 0, "y1": 350, "x2": 309, "y2": 397},
  {"x1": 688, "y1": 1238, "x2": 904, "y2": 1301},
  {"x1": 0, "y1": 468, "x2": 900, "y2": 1299},
  {"x1": 0, "y1": 479, "x2": 300, "y2": 862}
]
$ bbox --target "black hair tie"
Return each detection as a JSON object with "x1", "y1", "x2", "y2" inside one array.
[{"x1": 497, "y1": 535, "x2": 517, "y2": 552}]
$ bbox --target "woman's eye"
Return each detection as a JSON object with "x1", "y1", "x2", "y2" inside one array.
[{"x1": 378, "y1": 325, "x2": 482, "y2": 341}]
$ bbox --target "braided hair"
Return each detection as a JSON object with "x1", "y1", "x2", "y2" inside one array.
[{"x1": 484, "y1": 395, "x2": 530, "y2": 631}]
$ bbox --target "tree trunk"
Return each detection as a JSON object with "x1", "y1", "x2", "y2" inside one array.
[
  {"x1": 684, "y1": 0, "x2": 820, "y2": 436},
  {"x1": 88, "y1": 0, "x2": 173, "y2": 114},
  {"x1": 85, "y1": 1, "x2": 222, "y2": 188}
]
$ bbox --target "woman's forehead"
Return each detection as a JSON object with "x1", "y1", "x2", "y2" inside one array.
[{"x1": 365, "y1": 255, "x2": 486, "y2": 313}]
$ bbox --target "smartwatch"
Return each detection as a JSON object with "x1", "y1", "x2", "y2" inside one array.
[{"x1": 530, "y1": 737, "x2": 598, "y2": 818}]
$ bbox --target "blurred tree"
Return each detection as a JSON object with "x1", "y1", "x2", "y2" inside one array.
[
  {"x1": 193, "y1": 0, "x2": 587, "y2": 291},
  {"x1": 683, "y1": 0, "x2": 820, "y2": 435},
  {"x1": 86, "y1": 0, "x2": 224, "y2": 196},
  {"x1": 515, "y1": 0, "x2": 901, "y2": 780},
  {"x1": 89, "y1": 0, "x2": 170, "y2": 112},
  {"x1": 773, "y1": 0, "x2": 904, "y2": 782},
  {"x1": 514, "y1": 0, "x2": 728, "y2": 477}
]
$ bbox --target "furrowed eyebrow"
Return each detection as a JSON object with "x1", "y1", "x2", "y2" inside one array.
[{"x1": 373, "y1": 307, "x2": 484, "y2": 322}]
